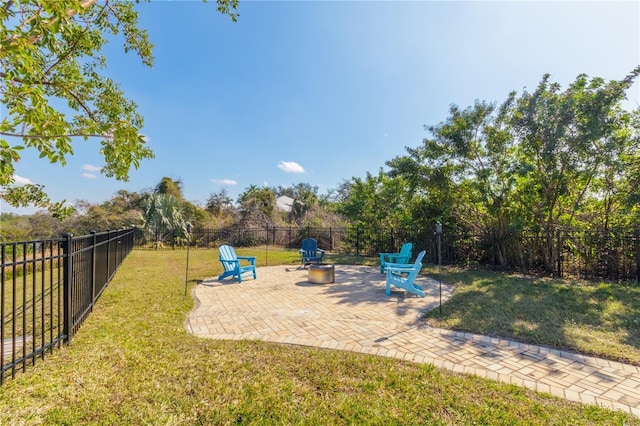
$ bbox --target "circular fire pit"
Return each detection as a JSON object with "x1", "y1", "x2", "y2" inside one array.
[{"x1": 308, "y1": 264, "x2": 335, "y2": 284}]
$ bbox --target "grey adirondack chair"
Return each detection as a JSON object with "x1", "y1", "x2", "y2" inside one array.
[{"x1": 217, "y1": 245, "x2": 256, "y2": 283}]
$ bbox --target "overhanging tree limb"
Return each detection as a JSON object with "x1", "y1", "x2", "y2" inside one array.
[{"x1": 1, "y1": 0, "x2": 239, "y2": 218}]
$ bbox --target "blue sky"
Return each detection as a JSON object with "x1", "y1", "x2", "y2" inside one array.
[{"x1": 3, "y1": 0, "x2": 640, "y2": 215}]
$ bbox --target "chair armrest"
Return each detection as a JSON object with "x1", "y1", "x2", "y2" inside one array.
[
  {"x1": 380, "y1": 252, "x2": 400, "y2": 258},
  {"x1": 237, "y1": 256, "x2": 256, "y2": 264},
  {"x1": 317, "y1": 249, "x2": 325, "y2": 255},
  {"x1": 380, "y1": 252, "x2": 400, "y2": 262},
  {"x1": 386, "y1": 265, "x2": 421, "y2": 274},
  {"x1": 387, "y1": 254, "x2": 407, "y2": 262},
  {"x1": 385, "y1": 261, "x2": 418, "y2": 270}
]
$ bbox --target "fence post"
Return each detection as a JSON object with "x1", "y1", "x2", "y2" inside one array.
[
  {"x1": 62, "y1": 233, "x2": 73, "y2": 344},
  {"x1": 492, "y1": 228, "x2": 496, "y2": 269},
  {"x1": 265, "y1": 224, "x2": 269, "y2": 266},
  {"x1": 356, "y1": 227, "x2": 361, "y2": 257},
  {"x1": 329, "y1": 227, "x2": 333, "y2": 251},
  {"x1": 556, "y1": 229, "x2": 562, "y2": 278},
  {"x1": 106, "y1": 230, "x2": 111, "y2": 282},
  {"x1": 116, "y1": 229, "x2": 122, "y2": 265},
  {"x1": 390, "y1": 228, "x2": 395, "y2": 253},
  {"x1": 91, "y1": 231, "x2": 97, "y2": 308}
]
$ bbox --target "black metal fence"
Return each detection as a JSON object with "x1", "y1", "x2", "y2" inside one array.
[
  {"x1": 137, "y1": 225, "x2": 640, "y2": 283},
  {"x1": 379, "y1": 227, "x2": 640, "y2": 283},
  {"x1": 135, "y1": 225, "x2": 351, "y2": 253},
  {"x1": 1, "y1": 229, "x2": 134, "y2": 384}
]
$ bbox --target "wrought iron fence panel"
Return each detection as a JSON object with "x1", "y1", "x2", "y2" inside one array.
[
  {"x1": 135, "y1": 225, "x2": 639, "y2": 282},
  {"x1": 1, "y1": 238, "x2": 64, "y2": 384},
  {"x1": 557, "y1": 229, "x2": 639, "y2": 282},
  {"x1": 1, "y1": 229, "x2": 134, "y2": 385}
]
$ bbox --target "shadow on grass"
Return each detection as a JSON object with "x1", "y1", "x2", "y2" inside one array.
[{"x1": 422, "y1": 266, "x2": 640, "y2": 364}]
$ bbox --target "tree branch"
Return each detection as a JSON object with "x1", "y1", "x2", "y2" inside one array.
[
  {"x1": 43, "y1": 3, "x2": 109, "y2": 76},
  {"x1": 0, "y1": 131, "x2": 110, "y2": 139},
  {"x1": 1, "y1": 72, "x2": 102, "y2": 124},
  {"x1": 5, "y1": 0, "x2": 99, "y2": 45},
  {"x1": 104, "y1": 1, "x2": 152, "y2": 65}
]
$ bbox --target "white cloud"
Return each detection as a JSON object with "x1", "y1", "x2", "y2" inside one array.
[
  {"x1": 82, "y1": 164, "x2": 101, "y2": 172},
  {"x1": 211, "y1": 178, "x2": 238, "y2": 185},
  {"x1": 12, "y1": 174, "x2": 33, "y2": 185},
  {"x1": 277, "y1": 161, "x2": 305, "y2": 173},
  {"x1": 82, "y1": 173, "x2": 97, "y2": 179}
]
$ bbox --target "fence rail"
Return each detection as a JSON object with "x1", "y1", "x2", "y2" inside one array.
[
  {"x1": 137, "y1": 225, "x2": 640, "y2": 283},
  {"x1": 1, "y1": 229, "x2": 134, "y2": 384}
]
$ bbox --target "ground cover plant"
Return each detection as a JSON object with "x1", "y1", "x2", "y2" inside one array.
[{"x1": 0, "y1": 248, "x2": 637, "y2": 425}]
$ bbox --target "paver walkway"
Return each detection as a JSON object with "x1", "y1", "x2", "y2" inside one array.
[{"x1": 186, "y1": 264, "x2": 640, "y2": 418}]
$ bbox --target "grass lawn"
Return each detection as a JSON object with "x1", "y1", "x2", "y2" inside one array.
[
  {"x1": 422, "y1": 266, "x2": 640, "y2": 366},
  {"x1": 0, "y1": 248, "x2": 637, "y2": 425}
]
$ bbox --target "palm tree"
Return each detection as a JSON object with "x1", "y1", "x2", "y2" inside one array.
[{"x1": 141, "y1": 193, "x2": 187, "y2": 248}]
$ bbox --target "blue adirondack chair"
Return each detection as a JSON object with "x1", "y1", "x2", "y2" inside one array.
[
  {"x1": 379, "y1": 242, "x2": 413, "y2": 273},
  {"x1": 299, "y1": 238, "x2": 325, "y2": 267},
  {"x1": 217, "y1": 245, "x2": 256, "y2": 283},
  {"x1": 385, "y1": 250, "x2": 426, "y2": 297}
]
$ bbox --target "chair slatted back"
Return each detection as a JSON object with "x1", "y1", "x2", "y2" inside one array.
[
  {"x1": 398, "y1": 243, "x2": 413, "y2": 262},
  {"x1": 301, "y1": 238, "x2": 319, "y2": 257},
  {"x1": 219, "y1": 245, "x2": 238, "y2": 272},
  {"x1": 405, "y1": 250, "x2": 426, "y2": 281}
]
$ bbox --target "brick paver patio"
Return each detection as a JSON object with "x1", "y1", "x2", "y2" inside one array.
[{"x1": 185, "y1": 264, "x2": 640, "y2": 418}]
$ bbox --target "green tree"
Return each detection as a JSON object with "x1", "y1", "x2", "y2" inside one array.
[
  {"x1": 181, "y1": 199, "x2": 207, "y2": 228},
  {"x1": 384, "y1": 69, "x2": 640, "y2": 270},
  {"x1": 508, "y1": 70, "x2": 640, "y2": 269},
  {"x1": 510, "y1": 70, "x2": 640, "y2": 231},
  {"x1": 155, "y1": 177, "x2": 184, "y2": 199},
  {"x1": 64, "y1": 191, "x2": 144, "y2": 235},
  {"x1": 141, "y1": 193, "x2": 187, "y2": 247},
  {"x1": 0, "y1": 210, "x2": 67, "y2": 241},
  {"x1": 107, "y1": 189, "x2": 146, "y2": 214},
  {"x1": 27, "y1": 211, "x2": 65, "y2": 239},
  {"x1": 388, "y1": 100, "x2": 519, "y2": 237},
  {"x1": 272, "y1": 183, "x2": 320, "y2": 225},
  {"x1": 206, "y1": 188, "x2": 233, "y2": 217},
  {"x1": 153, "y1": 176, "x2": 207, "y2": 227},
  {"x1": 387, "y1": 98, "x2": 524, "y2": 265},
  {"x1": 237, "y1": 185, "x2": 277, "y2": 226},
  {"x1": 0, "y1": 0, "x2": 238, "y2": 217},
  {"x1": 335, "y1": 170, "x2": 414, "y2": 234}
]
